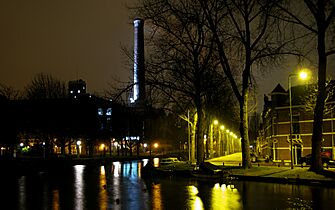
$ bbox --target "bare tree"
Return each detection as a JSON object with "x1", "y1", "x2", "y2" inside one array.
[
  {"x1": 276, "y1": 0, "x2": 335, "y2": 171},
  {"x1": 24, "y1": 73, "x2": 67, "y2": 99},
  {"x1": 0, "y1": 83, "x2": 20, "y2": 100},
  {"x1": 132, "y1": 0, "x2": 237, "y2": 164},
  {"x1": 199, "y1": 0, "x2": 291, "y2": 168},
  {"x1": 303, "y1": 80, "x2": 335, "y2": 115}
]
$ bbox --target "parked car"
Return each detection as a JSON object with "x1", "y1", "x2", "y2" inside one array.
[
  {"x1": 299, "y1": 154, "x2": 335, "y2": 167},
  {"x1": 160, "y1": 157, "x2": 180, "y2": 165}
]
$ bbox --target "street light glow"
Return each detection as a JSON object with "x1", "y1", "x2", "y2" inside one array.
[
  {"x1": 220, "y1": 125, "x2": 225, "y2": 130},
  {"x1": 154, "y1": 143, "x2": 159, "y2": 148},
  {"x1": 213, "y1": 120, "x2": 218, "y2": 125},
  {"x1": 299, "y1": 71, "x2": 308, "y2": 80}
]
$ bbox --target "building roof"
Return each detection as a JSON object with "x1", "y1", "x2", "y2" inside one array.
[{"x1": 271, "y1": 84, "x2": 286, "y2": 94}]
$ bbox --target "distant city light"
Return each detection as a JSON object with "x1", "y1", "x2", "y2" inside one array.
[{"x1": 100, "y1": 143, "x2": 105, "y2": 151}]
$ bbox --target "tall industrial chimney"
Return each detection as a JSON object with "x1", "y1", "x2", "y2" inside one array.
[{"x1": 133, "y1": 18, "x2": 145, "y2": 106}]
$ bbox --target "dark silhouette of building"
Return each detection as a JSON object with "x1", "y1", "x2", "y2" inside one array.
[{"x1": 68, "y1": 79, "x2": 87, "y2": 99}]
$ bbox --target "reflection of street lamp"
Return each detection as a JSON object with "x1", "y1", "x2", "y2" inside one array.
[{"x1": 289, "y1": 70, "x2": 309, "y2": 169}]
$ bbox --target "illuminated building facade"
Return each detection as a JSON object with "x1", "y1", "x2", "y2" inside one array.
[{"x1": 260, "y1": 83, "x2": 335, "y2": 164}]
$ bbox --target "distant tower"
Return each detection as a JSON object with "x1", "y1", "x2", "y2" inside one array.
[
  {"x1": 132, "y1": 18, "x2": 146, "y2": 106},
  {"x1": 68, "y1": 79, "x2": 86, "y2": 98}
]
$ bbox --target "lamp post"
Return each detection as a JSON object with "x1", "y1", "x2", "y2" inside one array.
[
  {"x1": 288, "y1": 70, "x2": 309, "y2": 169},
  {"x1": 76, "y1": 140, "x2": 82, "y2": 158},
  {"x1": 219, "y1": 125, "x2": 225, "y2": 156},
  {"x1": 212, "y1": 120, "x2": 218, "y2": 157}
]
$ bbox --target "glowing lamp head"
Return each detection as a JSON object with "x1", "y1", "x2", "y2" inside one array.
[
  {"x1": 299, "y1": 71, "x2": 308, "y2": 80},
  {"x1": 213, "y1": 120, "x2": 218, "y2": 125}
]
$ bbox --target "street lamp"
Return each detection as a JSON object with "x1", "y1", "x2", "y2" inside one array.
[
  {"x1": 76, "y1": 140, "x2": 82, "y2": 157},
  {"x1": 210, "y1": 120, "x2": 218, "y2": 157},
  {"x1": 289, "y1": 70, "x2": 309, "y2": 169}
]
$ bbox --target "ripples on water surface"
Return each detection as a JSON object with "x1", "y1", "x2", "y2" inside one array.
[{"x1": 1, "y1": 160, "x2": 335, "y2": 210}]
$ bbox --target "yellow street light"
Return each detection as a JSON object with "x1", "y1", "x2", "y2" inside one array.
[
  {"x1": 220, "y1": 125, "x2": 225, "y2": 130},
  {"x1": 154, "y1": 143, "x2": 159, "y2": 149},
  {"x1": 213, "y1": 120, "x2": 219, "y2": 125},
  {"x1": 299, "y1": 71, "x2": 308, "y2": 80}
]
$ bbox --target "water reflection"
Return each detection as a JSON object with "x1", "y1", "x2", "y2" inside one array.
[
  {"x1": 152, "y1": 183, "x2": 162, "y2": 210},
  {"x1": 52, "y1": 190, "x2": 60, "y2": 210},
  {"x1": 212, "y1": 184, "x2": 241, "y2": 210},
  {"x1": 186, "y1": 185, "x2": 204, "y2": 210},
  {"x1": 18, "y1": 176, "x2": 26, "y2": 210},
  {"x1": 99, "y1": 166, "x2": 107, "y2": 210},
  {"x1": 73, "y1": 165, "x2": 84, "y2": 210},
  {"x1": 2, "y1": 160, "x2": 335, "y2": 210}
]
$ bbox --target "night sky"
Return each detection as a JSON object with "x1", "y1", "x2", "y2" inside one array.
[
  {"x1": 0, "y1": 0, "x2": 334, "y2": 110},
  {"x1": 0, "y1": 0, "x2": 136, "y2": 94}
]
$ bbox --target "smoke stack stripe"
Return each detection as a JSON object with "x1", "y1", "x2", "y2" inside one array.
[{"x1": 133, "y1": 18, "x2": 145, "y2": 105}]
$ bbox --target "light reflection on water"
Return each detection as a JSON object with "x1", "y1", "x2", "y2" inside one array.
[
  {"x1": 186, "y1": 185, "x2": 204, "y2": 210},
  {"x1": 1, "y1": 160, "x2": 335, "y2": 210},
  {"x1": 99, "y1": 166, "x2": 107, "y2": 210},
  {"x1": 18, "y1": 176, "x2": 26, "y2": 210},
  {"x1": 74, "y1": 165, "x2": 84, "y2": 210}
]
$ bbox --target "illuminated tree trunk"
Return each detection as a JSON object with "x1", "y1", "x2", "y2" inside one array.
[{"x1": 195, "y1": 99, "x2": 205, "y2": 164}]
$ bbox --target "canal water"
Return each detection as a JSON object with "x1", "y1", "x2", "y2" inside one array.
[{"x1": 1, "y1": 160, "x2": 335, "y2": 210}]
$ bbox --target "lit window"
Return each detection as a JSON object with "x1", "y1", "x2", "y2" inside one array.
[
  {"x1": 78, "y1": 90, "x2": 81, "y2": 93},
  {"x1": 106, "y1": 108, "x2": 112, "y2": 116},
  {"x1": 70, "y1": 90, "x2": 73, "y2": 93},
  {"x1": 83, "y1": 87, "x2": 85, "y2": 89},
  {"x1": 98, "y1": 108, "x2": 103, "y2": 116}
]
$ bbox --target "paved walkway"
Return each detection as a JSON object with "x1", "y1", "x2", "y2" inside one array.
[{"x1": 207, "y1": 153, "x2": 335, "y2": 183}]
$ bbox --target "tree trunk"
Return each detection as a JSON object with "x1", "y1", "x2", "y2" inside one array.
[
  {"x1": 191, "y1": 113, "x2": 197, "y2": 164},
  {"x1": 60, "y1": 137, "x2": 65, "y2": 155},
  {"x1": 310, "y1": 14, "x2": 327, "y2": 172},
  {"x1": 195, "y1": 104, "x2": 205, "y2": 165},
  {"x1": 240, "y1": 88, "x2": 252, "y2": 168},
  {"x1": 68, "y1": 139, "x2": 72, "y2": 155}
]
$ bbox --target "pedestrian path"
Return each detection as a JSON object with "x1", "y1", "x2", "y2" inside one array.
[{"x1": 207, "y1": 153, "x2": 335, "y2": 182}]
